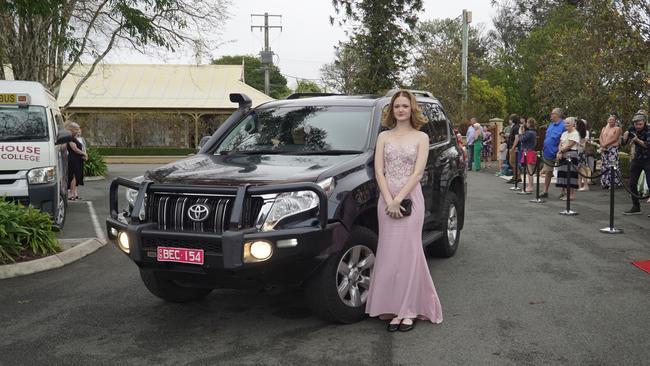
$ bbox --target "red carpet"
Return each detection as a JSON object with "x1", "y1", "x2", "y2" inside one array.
[{"x1": 632, "y1": 260, "x2": 650, "y2": 274}]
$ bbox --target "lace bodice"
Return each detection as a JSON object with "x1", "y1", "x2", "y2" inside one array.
[{"x1": 383, "y1": 141, "x2": 418, "y2": 196}]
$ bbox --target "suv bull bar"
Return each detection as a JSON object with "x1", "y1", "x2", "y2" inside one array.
[{"x1": 106, "y1": 177, "x2": 329, "y2": 269}]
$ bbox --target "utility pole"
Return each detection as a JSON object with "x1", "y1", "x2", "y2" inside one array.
[
  {"x1": 461, "y1": 9, "x2": 472, "y2": 122},
  {"x1": 251, "y1": 13, "x2": 282, "y2": 96}
]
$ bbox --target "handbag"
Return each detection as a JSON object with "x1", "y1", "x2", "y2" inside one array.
[{"x1": 400, "y1": 199, "x2": 412, "y2": 216}]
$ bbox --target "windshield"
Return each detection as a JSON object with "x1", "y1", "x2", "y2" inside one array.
[
  {"x1": 0, "y1": 106, "x2": 49, "y2": 141},
  {"x1": 215, "y1": 106, "x2": 372, "y2": 154}
]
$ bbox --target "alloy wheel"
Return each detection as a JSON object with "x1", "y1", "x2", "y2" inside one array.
[
  {"x1": 447, "y1": 204, "x2": 458, "y2": 245},
  {"x1": 336, "y1": 245, "x2": 375, "y2": 307}
]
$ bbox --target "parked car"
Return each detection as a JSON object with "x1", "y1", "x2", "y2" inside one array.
[
  {"x1": 106, "y1": 90, "x2": 466, "y2": 323},
  {"x1": 0, "y1": 80, "x2": 72, "y2": 228}
]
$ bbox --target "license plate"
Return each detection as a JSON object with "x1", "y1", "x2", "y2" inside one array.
[
  {"x1": 0, "y1": 93, "x2": 17, "y2": 105},
  {"x1": 157, "y1": 246, "x2": 204, "y2": 265}
]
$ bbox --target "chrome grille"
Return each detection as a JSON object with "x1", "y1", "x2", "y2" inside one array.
[{"x1": 148, "y1": 193, "x2": 264, "y2": 233}]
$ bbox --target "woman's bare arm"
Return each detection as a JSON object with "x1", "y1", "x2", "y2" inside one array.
[
  {"x1": 374, "y1": 132, "x2": 393, "y2": 205},
  {"x1": 68, "y1": 141, "x2": 85, "y2": 155},
  {"x1": 393, "y1": 132, "x2": 429, "y2": 203}
]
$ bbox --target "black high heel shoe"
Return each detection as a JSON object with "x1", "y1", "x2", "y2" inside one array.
[
  {"x1": 399, "y1": 319, "x2": 415, "y2": 332},
  {"x1": 387, "y1": 320, "x2": 401, "y2": 332}
]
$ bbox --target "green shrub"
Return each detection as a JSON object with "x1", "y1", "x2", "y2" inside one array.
[
  {"x1": 0, "y1": 200, "x2": 60, "y2": 264},
  {"x1": 84, "y1": 147, "x2": 108, "y2": 177},
  {"x1": 94, "y1": 147, "x2": 195, "y2": 156}
]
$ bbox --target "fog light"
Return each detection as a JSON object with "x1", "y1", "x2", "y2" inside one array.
[
  {"x1": 243, "y1": 240, "x2": 273, "y2": 263},
  {"x1": 118, "y1": 232, "x2": 130, "y2": 254},
  {"x1": 250, "y1": 241, "x2": 272, "y2": 260}
]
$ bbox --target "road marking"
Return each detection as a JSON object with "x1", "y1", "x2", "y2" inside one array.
[{"x1": 85, "y1": 201, "x2": 106, "y2": 243}]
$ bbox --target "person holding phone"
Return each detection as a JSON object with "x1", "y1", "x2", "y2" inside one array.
[{"x1": 622, "y1": 113, "x2": 650, "y2": 215}]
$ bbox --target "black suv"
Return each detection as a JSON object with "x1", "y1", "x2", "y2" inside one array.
[{"x1": 106, "y1": 90, "x2": 466, "y2": 323}]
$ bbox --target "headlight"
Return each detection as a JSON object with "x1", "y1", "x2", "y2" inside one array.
[
  {"x1": 27, "y1": 166, "x2": 56, "y2": 184},
  {"x1": 260, "y1": 178, "x2": 334, "y2": 231},
  {"x1": 125, "y1": 176, "x2": 145, "y2": 205},
  {"x1": 262, "y1": 190, "x2": 319, "y2": 231}
]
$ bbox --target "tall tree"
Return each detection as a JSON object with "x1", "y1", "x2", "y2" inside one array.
[
  {"x1": 411, "y1": 18, "x2": 496, "y2": 123},
  {"x1": 329, "y1": 0, "x2": 424, "y2": 94},
  {"x1": 320, "y1": 42, "x2": 360, "y2": 94},
  {"x1": 211, "y1": 55, "x2": 290, "y2": 99},
  {"x1": 0, "y1": 0, "x2": 230, "y2": 108},
  {"x1": 487, "y1": 0, "x2": 649, "y2": 124}
]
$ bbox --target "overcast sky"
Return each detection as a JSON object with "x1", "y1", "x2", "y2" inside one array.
[{"x1": 112, "y1": 1, "x2": 496, "y2": 88}]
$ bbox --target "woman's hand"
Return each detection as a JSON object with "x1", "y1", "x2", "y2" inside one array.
[{"x1": 385, "y1": 198, "x2": 404, "y2": 219}]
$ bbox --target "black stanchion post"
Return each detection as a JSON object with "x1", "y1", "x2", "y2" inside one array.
[
  {"x1": 559, "y1": 158, "x2": 578, "y2": 216},
  {"x1": 530, "y1": 152, "x2": 545, "y2": 203},
  {"x1": 518, "y1": 149, "x2": 531, "y2": 195},
  {"x1": 510, "y1": 148, "x2": 520, "y2": 191},
  {"x1": 600, "y1": 165, "x2": 623, "y2": 234}
]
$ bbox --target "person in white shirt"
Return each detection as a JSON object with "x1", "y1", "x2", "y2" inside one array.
[{"x1": 556, "y1": 117, "x2": 581, "y2": 201}]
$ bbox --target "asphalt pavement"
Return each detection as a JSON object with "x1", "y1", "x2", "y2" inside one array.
[{"x1": 1, "y1": 166, "x2": 649, "y2": 366}]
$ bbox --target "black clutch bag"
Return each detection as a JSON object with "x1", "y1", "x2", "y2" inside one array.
[{"x1": 401, "y1": 199, "x2": 412, "y2": 216}]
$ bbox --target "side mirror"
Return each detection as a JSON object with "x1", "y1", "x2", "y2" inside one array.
[
  {"x1": 55, "y1": 129, "x2": 72, "y2": 145},
  {"x1": 198, "y1": 136, "x2": 211, "y2": 149}
]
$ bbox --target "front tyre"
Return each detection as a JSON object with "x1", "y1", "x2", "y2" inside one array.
[
  {"x1": 306, "y1": 226, "x2": 377, "y2": 324},
  {"x1": 427, "y1": 191, "x2": 460, "y2": 258},
  {"x1": 139, "y1": 269, "x2": 212, "y2": 303}
]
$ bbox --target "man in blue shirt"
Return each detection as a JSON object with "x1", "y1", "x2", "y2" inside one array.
[{"x1": 540, "y1": 107, "x2": 566, "y2": 198}]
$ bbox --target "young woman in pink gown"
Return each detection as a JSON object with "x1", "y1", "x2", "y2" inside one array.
[{"x1": 365, "y1": 90, "x2": 443, "y2": 332}]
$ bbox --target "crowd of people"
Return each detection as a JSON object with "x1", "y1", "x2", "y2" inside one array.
[{"x1": 461, "y1": 107, "x2": 650, "y2": 216}]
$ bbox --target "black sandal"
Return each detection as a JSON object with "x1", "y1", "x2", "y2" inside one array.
[
  {"x1": 399, "y1": 319, "x2": 415, "y2": 332},
  {"x1": 387, "y1": 319, "x2": 401, "y2": 332}
]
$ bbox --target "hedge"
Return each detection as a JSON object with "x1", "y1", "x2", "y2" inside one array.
[
  {"x1": 94, "y1": 147, "x2": 196, "y2": 156},
  {"x1": 0, "y1": 200, "x2": 60, "y2": 264}
]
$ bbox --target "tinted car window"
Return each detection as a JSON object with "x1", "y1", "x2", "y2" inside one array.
[
  {"x1": 421, "y1": 103, "x2": 449, "y2": 144},
  {"x1": 0, "y1": 106, "x2": 49, "y2": 141},
  {"x1": 216, "y1": 106, "x2": 372, "y2": 154}
]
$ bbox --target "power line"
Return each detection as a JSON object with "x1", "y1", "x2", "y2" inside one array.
[{"x1": 280, "y1": 72, "x2": 321, "y2": 81}]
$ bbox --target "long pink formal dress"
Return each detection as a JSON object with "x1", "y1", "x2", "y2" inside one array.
[{"x1": 365, "y1": 141, "x2": 443, "y2": 323}]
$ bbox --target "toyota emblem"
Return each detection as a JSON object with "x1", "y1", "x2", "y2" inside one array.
[{"x1": 187, "y1": 203, "x2": 210, "y2": 222}]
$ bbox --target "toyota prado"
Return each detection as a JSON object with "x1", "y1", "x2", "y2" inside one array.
[{"x1": 106, "y1": 90, "x2": 466, "y2": 323}]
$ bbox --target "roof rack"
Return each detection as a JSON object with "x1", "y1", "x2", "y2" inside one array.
[
  {"x1": 385, "y1": 89, "x2": 434, "y2": 98},
  {"x1": 286, "y1": 92, "x2": 343, "y2": 100}
]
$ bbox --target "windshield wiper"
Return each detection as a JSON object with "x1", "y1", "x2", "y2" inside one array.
[
  {"x1": 291, "y1": 149, "x2": 364, "y2": 155},
  {"x1": 220, "y1": 149, "x2": 291, "y2": 155}
]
